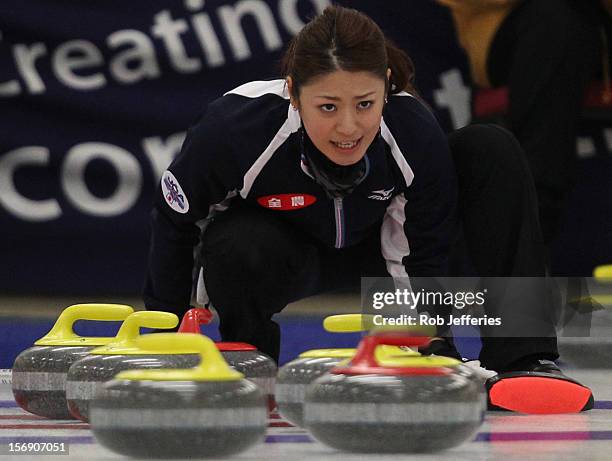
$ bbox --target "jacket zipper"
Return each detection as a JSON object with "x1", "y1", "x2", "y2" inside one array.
[{"x1": 333, "y1": 197, "x2": 345, "y2": 248}]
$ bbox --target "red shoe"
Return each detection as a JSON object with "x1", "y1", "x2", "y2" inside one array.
[{"x1": 486, "y1": 359, "x2": 594, "y2": 414}]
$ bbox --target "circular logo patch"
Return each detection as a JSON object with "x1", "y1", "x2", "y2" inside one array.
[{"x1": 161, "y1": 170, "x2": 189, "y2": 214}]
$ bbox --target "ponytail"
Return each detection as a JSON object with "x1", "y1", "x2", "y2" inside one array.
[{"x1": 385, "y1": 39, "x2": 416, "y2": 95}]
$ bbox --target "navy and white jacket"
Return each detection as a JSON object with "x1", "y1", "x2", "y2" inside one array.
[{"x1": 144, "y1": 79, "x2": 457, "y2": 311}]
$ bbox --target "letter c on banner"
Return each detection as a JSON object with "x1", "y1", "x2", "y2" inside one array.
[
  {"x1": 0, "y1": 146, "x2": 62, "y2": 221},
  {"x1": 61, "y1": 142, "x2": 142, "y2": 217}
]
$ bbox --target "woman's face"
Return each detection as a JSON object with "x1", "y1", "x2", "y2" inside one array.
[{"x1": 290, "y1": 70, "x2": 387, "y2": 166}]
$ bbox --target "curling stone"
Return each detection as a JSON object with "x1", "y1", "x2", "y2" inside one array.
[
  {"x1": 179, "y1": 307, "x2": 277, "y2": 408},
  {"x1": 66, "y1": 311, "x2": 200, "y2": 422},
  {"x1": 277, "y1": 348, "x2": 354, "y2": 427},
  {"x1": 304, "y1": 332, "x2": 486, "y2": 453},
  {"x1": 276, "y1": 314, "x2": 419, "y2": 427},
  {"x1": 90, "y1": 333, "x2": 267, "y2": 458},
  {"x1": 12, "y1": 303, "x2": 134, "y2": 419}
]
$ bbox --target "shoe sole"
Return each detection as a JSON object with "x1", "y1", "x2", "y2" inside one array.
[{"x1": 487, "y1": 372, "x2": 594, "y2": 414}]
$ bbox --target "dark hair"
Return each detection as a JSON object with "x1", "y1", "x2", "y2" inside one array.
[{"x1": 280, "y1": 5, "x2": 416, "y2": 98}]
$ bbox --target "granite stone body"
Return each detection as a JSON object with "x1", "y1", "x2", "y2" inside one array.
[
  {"x1": 276, "y1": 356, "x2": 343, "y2": 427},
  {"x1": 304, "y1": 371, "x2": 486, "y2": 453},
  {"x1": 222, "y1": 350, "x2": 276, "y2": 401},
  {"x1": 66, "y1": 353, "x2": 200, "y2": 421},
  {"x1": 12, "y1": 346, "x2": 95, "y2": 419},
  {"x1": 90, "y1": 378, "x2": 267, "y2": 458}
]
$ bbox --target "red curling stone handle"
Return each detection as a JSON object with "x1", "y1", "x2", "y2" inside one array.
[
  {"x1": 332, "y1": 333, "x2": 451, "y2": 376},
  {"x1": 178, "y1": 307, "x2": 214, "y2": 333},
  {"x1": 178, "y1": 308, "x2": 257, "y2": 351}
]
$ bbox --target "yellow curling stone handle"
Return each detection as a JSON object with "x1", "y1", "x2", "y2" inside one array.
[
  {"x1": 323, "y1": 313, "x2": 437, "y2": 336},
  {"x1": 89, "y1": 311, "x2": 180, "y2": 355},
  {"x1": 586, "y1": 265, "x2": 612, "y2": 306},
  {"x1": 379, "y1": 355, "x2": 462, "y2": 368},
  {"x1": 299, "y1": 345, "x2": 419, "y2": 360},
  {"x1": 116, "y1": 333, "x2": 243, "y2": 382},
  {"x1": 299, "y1": 348, "x2": 356, "y2": 359},
  {"x1": 323, "y1": 314, "x2": 374, "y2": 332},
  {"x1": 320, "y1": 314, "x2": 424, "y2": 358},
  {"x1": 594, "y1": 265, "x2": 612, "y2": 283},
  {"x1": 35, "y1": 303, "x2": 134, "y2": 346}
]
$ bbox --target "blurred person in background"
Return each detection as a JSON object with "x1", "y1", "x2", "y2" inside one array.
[{"x1": 437, "y1": 0, "x2": 609, "y2": 245}]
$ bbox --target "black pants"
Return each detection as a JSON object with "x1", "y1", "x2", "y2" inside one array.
[
  {"x1": 201, "y1": 125, "x2": 558, "y2": 370},
  {"x1": 486, "y1": 0, "x2": 602, "y2": 243}
]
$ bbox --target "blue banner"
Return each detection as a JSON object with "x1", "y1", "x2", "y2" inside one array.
[{"x1": 0, "y1": 0, "x2": 609, "y2": 295}]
